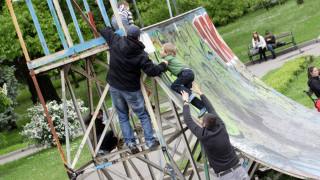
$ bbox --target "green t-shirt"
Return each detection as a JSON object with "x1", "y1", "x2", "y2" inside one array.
[{"x1": 162, "y1": 55, "x2": 187, "y2": 76}]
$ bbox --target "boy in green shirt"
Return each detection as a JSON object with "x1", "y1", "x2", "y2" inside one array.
[{"x1": 161, "y1": 43, "x2": 206, "y2": 117}]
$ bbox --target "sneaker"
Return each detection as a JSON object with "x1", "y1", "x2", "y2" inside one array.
[
  {"x1": 188, "y1": 93, "x2": 195, "y2": 103},
  {"x1": 128, "y1": 144, "x2": 140, "y2": 154},
  {"x1": 198, "y1": 107, "x2": 206, "y2": 118},
  {"x1": 149, "y1": 140, "x2": 160, "y2": 151}
]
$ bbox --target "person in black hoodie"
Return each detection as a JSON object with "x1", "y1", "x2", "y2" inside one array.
[
  {"x1": 101, "y1": 25, "x2": 168, "y2": 154},
  {"x1": 181, "y1": 82, "x2": 249, "y2": 180},
  {"x1": 265, "y1": 30, "x2": 276, "y2": 59},
  {"x1": 307, "y1": 66, "x2": 320, "y2": 98}
]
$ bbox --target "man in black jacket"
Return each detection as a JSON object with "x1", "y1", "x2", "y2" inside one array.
[
  {"x1": 181, "y1": 82, "x2": 249, "y2": 180},
  {"x1": 265, "y1": 30, "x2": 276, "y2": 59},
  {"x1": 101, "y1": 25, "x2": 167, "y2": 154}
]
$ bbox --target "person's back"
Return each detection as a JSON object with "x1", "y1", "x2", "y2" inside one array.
[
  {"x1": 101, "y1": 25, "x2": 166, "y2": 154},
  {"x1": 307, "y1": 66, "x2": 320, "y2": 98},
  {"x1": 101, "y1": 25, "x2": 166, "y2": 91},
  {"x1": 181, "y1": 83, "x2": 249, "y2": 179}
]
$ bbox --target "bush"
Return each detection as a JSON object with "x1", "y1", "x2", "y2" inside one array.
[
  {"x1": 21, "y1": 99, "x2": 88, "y2": 147},
  {"x1": 0, "y1": 84, "x2": 13, "y2": 112},
  {"x1": 0, "y1": 57, "x2": 19, "y2": 131},
  {"x1": 262, "y1": 55, "x2": 314, "y2": 93},
  {"x1": 0, "y1": 133, "x2": 7, "y2": 146}
]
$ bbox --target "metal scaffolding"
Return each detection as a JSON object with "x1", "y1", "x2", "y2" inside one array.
[{"x1": 6, "y1": 0, "x2": 219, "y2": 179}]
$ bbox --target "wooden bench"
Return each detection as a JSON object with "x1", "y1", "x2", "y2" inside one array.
[{"x1": 247, "y1": 31, "x2": 297, "y2": 63}]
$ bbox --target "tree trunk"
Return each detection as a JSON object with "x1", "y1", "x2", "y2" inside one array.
[{"x1": 13, "y1": 58, "x2": 61, "y2": 104}]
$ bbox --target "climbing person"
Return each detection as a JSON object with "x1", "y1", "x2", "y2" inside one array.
[
  {"x1": 252, "y1": 31, "x2": 267, "y2": 63},
  {"x1": 181, "y1": 82, "x2": 250, "y2": 180},
  {"x1": 159, "y1": 43, "x2": 206, "y2": 117},
  {"x1": 111, "y1": 1, "x2": 134, "y2": 31},
  {"x1": 101, "y1": 25, "x2": 168, "y2": 154},
  {"x1": 265, "y1": 30, "x2": 277, "y2": 59},
  {"x1": 307, "y1": 66, "x2": 320, "y2": 98}
]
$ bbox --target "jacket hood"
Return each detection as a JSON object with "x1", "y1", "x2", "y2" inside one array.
[{"x1": 120, "y1": 36, "x2": 145, "y2": 58}]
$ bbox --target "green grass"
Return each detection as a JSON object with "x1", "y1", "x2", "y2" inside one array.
[
  {"x1": 0, "y1": 136, "x2": 91, "y2": 180},
  {"x1": 217, "y1": 0, "x2": 320, "y2": 63}
]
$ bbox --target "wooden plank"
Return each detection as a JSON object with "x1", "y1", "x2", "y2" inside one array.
[
  {"x1": 26, "y1": 0, "x2": 50, "y2": 55},
  {"x1": 52, "y1": 0, "x2": 74, "y2": 47},
  {"x1": 47, "y1": 0, "x2": 68, "y2": 49},
  {"x1": 275, "y1": 32, "x2": 292, "y2": 39},
  {"x1": 96, "y1": 0, "x2": 111, "y2": 27},
  {"x1": 28, "y1": 37, "x2": 107, "y2": 70},
  {"x1": 33, "y1": 44, "x2": 108, "y2": 74},
  {"x1": 66, "y1": 0, "x2": 84, "y2": 43}
]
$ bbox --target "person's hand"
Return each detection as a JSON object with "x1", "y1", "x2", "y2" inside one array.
[
  {"x1": 149, "y1": 58, "x2": 154, "y2": 62},
  {"x1": 162, "y1": 60, "x2": 169, "y2": 67},
  {"x1": 181, "y1": 90, "x2": 189, "y2": 101},
  {"x1": 191, "y1": 82, "x2": 203, "y2": 95}
]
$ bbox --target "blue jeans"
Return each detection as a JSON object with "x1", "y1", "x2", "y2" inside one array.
[
  {"x1": 111, "y1": 16, "x2": 129, "y2": 31},
  {"x1": 218, "y1": 166, "x2": 249, "y2": 180},
  {"x1": 109, "y1": 86, "x2": 156, "y2": 147},
  {"x1": 267, "y1": 44, "x2": 275, "y2": 54},
  {"x1": 171, "y1": 69, "x2": 204, "y2": 110}
]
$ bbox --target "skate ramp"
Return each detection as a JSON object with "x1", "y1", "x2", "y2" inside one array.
[{"x1": 141, "y1": 7, "x2": 320, "y2": 179}]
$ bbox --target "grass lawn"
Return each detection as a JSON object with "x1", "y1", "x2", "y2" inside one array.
[
  {"x1": 0, "y1": 136, "x2": 91, "y2": 180},
  {"x1": 217, "y1": 0, "x2": 320, "y2": 63}
]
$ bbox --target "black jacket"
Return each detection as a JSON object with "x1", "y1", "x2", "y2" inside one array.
[
  {"x1": 183, "y1": 94, "x2": 239, "y2": 173},
  {"x1": 308, "y1": 77, "x2": 320, "y2": 98},
  {"x1": 101, "y1": 26, "x2": 166, "y2": 91},
  {"x1": 265, "y1": 35, "x2": 276, "y2": 45}
]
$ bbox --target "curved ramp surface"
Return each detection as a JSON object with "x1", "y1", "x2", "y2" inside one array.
[{"x1": 141, "y1": 7, "x2": 320, "y2": 179}]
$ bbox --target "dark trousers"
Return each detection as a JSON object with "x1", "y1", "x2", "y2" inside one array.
[
  {"x1": 98, "y1": 130, "x2": 118, "y2": 152},
  {"x1": 259, "y1": 47, "x2": 266, "y2": 60},
  {"x1": 171, "y1": 69, "x2": 204, "y2": 110}
]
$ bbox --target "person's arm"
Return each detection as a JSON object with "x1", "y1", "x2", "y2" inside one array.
[
  {"x1": 191, "y1": 82, "x2": 224, "y2": 125},
  {"x1": 101, "y1": 26, "x2": 121, "y2": 46},
  {"x1": 260, "y1": 36, "x2": 266, "y2": 48},
  {"x1": 252, "y1": 38, "x2": 256, "y2": 48},
  {"x1": 270, "y1": 36, "x2": 276, "y2": 44},
  {"x1": 141, "y1": 54, "x2": 167, "y2": 77},
  {"x1": 127, "y1": 11, "x2": 134, "y2": 25},
  {"x1": 181, "y1": 91, "x2": 206, "y2": 140},
  {"x1": 310, "y1": 79, "x2": 320, "y2": 95}
]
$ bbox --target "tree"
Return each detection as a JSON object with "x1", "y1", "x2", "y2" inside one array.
[{"x1": 0, "y1": 57, "x2": 19, "y2": 131}]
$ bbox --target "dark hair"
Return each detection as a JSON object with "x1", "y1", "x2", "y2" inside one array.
[
  {"x1": 308, "y1": 66, "x2": 317, "y2": 79},
  {"x1": 118, "y1": 1, "x2": 129, "y2": 8},
  {"x1": 202, "y1": 113, "x2": 217, "y2": 127},
  {"x1": 253, "y1": 32, "x2": 260, "y2": 42}
]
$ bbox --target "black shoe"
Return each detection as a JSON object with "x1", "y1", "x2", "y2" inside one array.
[
  {"x1": 264, "y1": 57, "x2": 267, "y2": 61},
  {"x1": 128, "y1": 144, "x2": 140, "y2": 154},
  {"x1": 149, "y1": 140, "x2": 160, "y2": 151}
]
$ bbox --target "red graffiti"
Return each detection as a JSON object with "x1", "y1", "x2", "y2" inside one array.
[{"x1": 192, "y1": 13, "x2": 236, "y2": 63}]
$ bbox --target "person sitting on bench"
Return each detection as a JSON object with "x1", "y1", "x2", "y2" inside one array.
[
  {"x1": 252, "y1": 31, "x2": 267, "y2": 63},
  {"x1": 307, "y1": 66, "x2": 320, "y2": 98},
  {"x1": 265, "y1": 30, "x2": 276, "y2": 59}
]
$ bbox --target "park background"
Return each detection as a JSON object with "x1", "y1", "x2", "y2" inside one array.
[{"x1": 0, "y1": 0, "x2": 319, "y2": 179}]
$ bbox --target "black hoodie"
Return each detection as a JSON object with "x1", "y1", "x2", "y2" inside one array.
[
  {"x1": 308, "y1": 76, "x2": 320, "y2": 98},
  {"x1": 101, "y1": 26, "x2": 166, "y2": 91}
]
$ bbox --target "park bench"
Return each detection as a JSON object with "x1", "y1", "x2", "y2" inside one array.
[{"x1": 247, "y1": 31, "x2": 298, "y2": 63}]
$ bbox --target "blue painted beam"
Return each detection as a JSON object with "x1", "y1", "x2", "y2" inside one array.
[
  {"x1": 47, "y1": 0, "x2": 68, "y2": 49},
  {"x1": 27, "y1": 37, "x2": 106, "y2": 69},
  {"x1": 26, "y1": 0, "x2": 50, "y2": 55},
  {"x1": 66, "y1": 0, "x2": 84, "y2": 43},
  {"x1": 96, "y1": 0, "x2": 111, "y2": 27}
]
